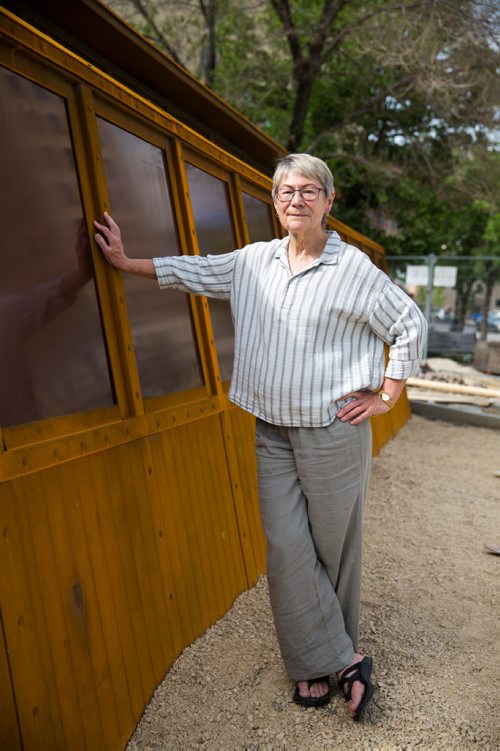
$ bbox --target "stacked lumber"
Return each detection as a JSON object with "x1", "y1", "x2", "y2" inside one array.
[{"x1": 407, "y1": 358, "x2": 500, "y2": 408}]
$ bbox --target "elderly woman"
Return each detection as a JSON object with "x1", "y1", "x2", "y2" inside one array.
[{"x1": 95, "y1": 153, "x2": 426, "y2": 721}]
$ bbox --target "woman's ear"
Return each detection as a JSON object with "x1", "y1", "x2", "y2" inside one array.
[{"x1": 323, "y1": 191, "x2": 335, "y2": 222}]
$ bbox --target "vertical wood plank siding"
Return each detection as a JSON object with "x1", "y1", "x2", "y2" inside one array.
[
  {"x1": 0, "y1": 421, "x2": 253, "y2": 750},
  {"x1": 0, "y1": 8, "x2": 412, "y2": 750}
]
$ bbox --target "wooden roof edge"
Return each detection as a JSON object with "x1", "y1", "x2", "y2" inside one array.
[
  {"x1": 328, "y1": 215, "x2": 385, "y2": 254},
  {"x1": 1, "y1": 0, "x2": 287, "y2": 174}
]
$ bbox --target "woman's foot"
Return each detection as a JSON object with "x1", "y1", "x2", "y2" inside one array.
[
  {"x1": 293, "y1": 676, "x2": 331, "y2": 707},
  {"x1": 336, "y1": 654, "x2": 374, "y2": 720}
]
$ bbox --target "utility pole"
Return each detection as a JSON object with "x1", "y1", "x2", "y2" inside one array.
[{"x1": 423, "y1": 254, "x2": 438, "y2": 358}]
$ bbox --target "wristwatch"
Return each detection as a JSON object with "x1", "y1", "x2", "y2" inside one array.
[{"x1": 377, "y1": 388, "x2": 394, "y2": 409}]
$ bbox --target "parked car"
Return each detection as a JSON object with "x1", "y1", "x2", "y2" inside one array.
[
  {"x1": 488, "y1": 310, "x2": 500, "y2": 331},
  {"x1": 472, "y1": 310, "x2": 500, "y2": 331}
]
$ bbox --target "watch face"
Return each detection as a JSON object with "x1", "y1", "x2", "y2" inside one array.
[{"x1": 380, "y1": 391, "x2": 392, "y2": 406}]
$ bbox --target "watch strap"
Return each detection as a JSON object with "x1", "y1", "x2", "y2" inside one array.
[{"x1": 377, "y1": 388, "x2": 394, "y2": 409}]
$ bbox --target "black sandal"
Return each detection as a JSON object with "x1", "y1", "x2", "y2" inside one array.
[
  {"x1": 337, "y1": 656, "x2": 374, "y2": 721},
  {"x1": 293, "y1": 675, "x2": 331, "y2": 707}
]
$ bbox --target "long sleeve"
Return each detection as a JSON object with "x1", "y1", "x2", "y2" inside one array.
[
  {"x1": 153, "y1": 252, "x2": 237, "y2": 300},
  {"x1": 153, "y1": 235, "x2": 427, "y2": 426},
  {"x1": 369, "y1": 279, "x2": 427, "y2": 379}
]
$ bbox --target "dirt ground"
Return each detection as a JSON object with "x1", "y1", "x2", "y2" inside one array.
[{"x1": 127, "y1": 415, "x2": 500, "y2": 750}]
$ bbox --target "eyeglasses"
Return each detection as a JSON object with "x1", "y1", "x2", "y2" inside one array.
[{"x1": 275, "y1": 186, "x2": 323, "y2": 202}]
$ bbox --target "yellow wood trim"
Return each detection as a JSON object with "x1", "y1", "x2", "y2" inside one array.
[
  {"x1": 78, "y1": 452, "x2": 151, "y2": 729},
  {"x1": 0, "y1": 26, "x2": 74, "y2": 97},
  {"x1": 239, "y1": 179, "x2": 273, "y2": 203},
  {"x1": 0, "y1": 10, "x2": 272, "y2": 191},
  {"x1": 181, "y1": 148, "x2": 239, "y2": 250},
  {"x1": 0, "y1": 608, "x2": 22, "y2": 751},
  {"x1": 82, "y1": 103, "x2": 215, "y2": 404},
  {"x1": 229, "y1": 173, "x2": 248, "y2": 248},
  {"x1": 2, "y1": 482, "x2": 65, "y2": 749},
  {"x1": 167, "y1": 140, "x2": 200, "y2": 256},
  {"x1": 0, "y1": 396, "x2": 221, "y2": 483},
  {"x1": 144, "y1": 385, "x2": 208, "y2": 413},
  {"x1": 239, "y1": 179, "x2": 282, "y2": 238},
  {"x1": 95, "y1": 95, "x2": 172, "y2": 151},
  {"x1": 182, "y1": 147, "x2": 232, "y2": 183},
  {"x1": 56, "y1": 460, "x2": 131, "y2": 746},
  {"x1": 176, "y1": 149, "x2": 241, "y2": 385},
  {"x1": 219, "y1": 411, "x2": 259, "y2": 587},
  {"x1": 169, "y1": 140, "x2": 225, "y2": 400},
  {"x1": 2, "y1": 406, "x2": 119, "y2": 450},
  {"x1": 73, "y1": 84, "x2": 144, "y2": 418},
  {"x1": 370, "y1": 346, "x2": 413, "y2": 453},
  {"x1": 272, "y1": 205, "x2": 285, "y2": 238},
  {"x1": 327, "y1": 215, "x2": 385, "y2": 256},
  {"x1": 389, "y1": 388, "x2": 413, "y2": 435},
  {"x1": 136, "y1": 437, "x2": 196, "y2": 656}
]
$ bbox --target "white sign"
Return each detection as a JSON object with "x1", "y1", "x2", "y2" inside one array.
[
  {"x1": 405, "y1": 264, "x2": 458, "y2": 288},
  {"x1": 434, "y1": 266, "x2": 457, "y2": 287},
  {"x1": 405, "y1": 265, "x2": 428, "y2": 286}
]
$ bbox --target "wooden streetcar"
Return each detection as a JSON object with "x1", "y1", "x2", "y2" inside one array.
[{"x1": 0, "y1": 2, "x2": 412, "y2": 748}]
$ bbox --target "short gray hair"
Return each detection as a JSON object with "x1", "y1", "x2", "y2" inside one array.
[{"x1": 272, "y1": 154, "x2": 334, "y2": 198}]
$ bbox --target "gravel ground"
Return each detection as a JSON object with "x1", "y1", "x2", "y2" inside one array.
[{"x1": 127, "y1": 415, "x2": 500, "y2": 750}]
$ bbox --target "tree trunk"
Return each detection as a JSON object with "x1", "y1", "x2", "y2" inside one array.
[
  {"x1": 270, "y1": 0, "x2": 338, "y2": 152},
  {"x1": 199, "y1": 0, "x2": 218, "y2": 88},
  {"x1": 287, "y1": 65, "x2": 317, "y2": 151},
  {"x1": 454, "y1": 276, "x2": 474, "y2": 332},
  {"x1": 479, "y1": 262, "x2": 499, "y2": 342}
]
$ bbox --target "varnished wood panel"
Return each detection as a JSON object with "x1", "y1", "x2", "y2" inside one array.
[
  {"x1": 223, "y1": 408, "x2": 266, "y2": 584},
  {"x1": 0, "y1": 575, "x2": 23, "y2": 751},
  {"x1": 0, "y1": 415, "x2": 251, "y2": 750}
]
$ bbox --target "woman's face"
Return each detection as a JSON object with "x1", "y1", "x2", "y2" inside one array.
[{"x1": 274, "y1": 169, "x2": 334, "y2": 235}]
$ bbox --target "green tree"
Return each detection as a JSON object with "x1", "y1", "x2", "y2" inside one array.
[{"x1": 103, "y1": 0, "x2": 498, "y2": 269}]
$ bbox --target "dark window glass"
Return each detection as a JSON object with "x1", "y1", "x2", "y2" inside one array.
[
  {"x1": 185, "y1": 164, "x2": 236, "y2": 382},
  {"x1": 97, "y1": 120, "x2": 203, "y2": 397},
  {"x1": 0, "y1": 68, "x2": 114, "y2": 428},
  {"x1": 242, "y1": 193, "x2": 276, "y2": 243}
]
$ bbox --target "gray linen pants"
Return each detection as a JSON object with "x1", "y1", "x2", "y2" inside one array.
[{"x1": 255, "y1": 416, "x2": 372, "y2": 682}]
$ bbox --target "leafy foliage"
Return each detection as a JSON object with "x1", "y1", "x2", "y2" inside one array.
[{"x1": 103, "y1": 0, "x2": 499, "y2": 272}]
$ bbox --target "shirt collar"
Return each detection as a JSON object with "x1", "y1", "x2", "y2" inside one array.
[{"x1": 274, "y1": 231, "x2": 342, "y2": 267}]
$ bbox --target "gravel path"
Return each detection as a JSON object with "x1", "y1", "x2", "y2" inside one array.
[{"x1": 127, "y1": 416, "x2": 500, "y2": 750}]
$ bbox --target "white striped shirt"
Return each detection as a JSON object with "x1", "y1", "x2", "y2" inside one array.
[{"x1": 154, "y1": 231, "x2": 427, "y2": 426}]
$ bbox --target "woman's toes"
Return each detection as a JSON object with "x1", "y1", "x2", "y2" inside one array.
[
  {"x1": 310, "y1": 680, "x2": 329, "y2": 699},
  {"x1": 296, "y1": 677, "x2": 330, "y2": 700},
  {"x1": 348, "y1": 681, "x2": 365, "y2": 715},
  {"x1": 296, "y1": 680, "x2": 310, "y2": 698}
]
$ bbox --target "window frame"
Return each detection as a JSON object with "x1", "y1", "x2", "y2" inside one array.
[
  {"x1": 0, "y1": 10, "x2": 386, "y2": 476},
  {"x1": 0, "y1": 62, "x2": 121, "y2": 448},
  {"x1": 92, "y1": 100, "x2": 212, "y2": 411},
  {"x1": 239, "y1": 179, "x2": 282, "y2": 242},
  {"x1": 182, "y1": 148, "x2": 244, "y2": 387}
]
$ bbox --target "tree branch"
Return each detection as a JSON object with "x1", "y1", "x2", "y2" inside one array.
[
  {"x1": 129, "y1": 0, "x2": 186, "y2": 67},
  {"x1": 305, "y1": 74, "x2": 414, "y2": 153},
  {"x1": 319, "y1": 149, "x2": 404, "y2": 177},
  {"x1": 269, "y1": 0, "x2": 303, "y2": 64},
  {"x1": 307, "y1": 0, "x2": 350, "y2": 60},
  {"x1": 320, "y1": 1, "x2": 427, "y2": 61}
]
